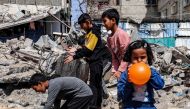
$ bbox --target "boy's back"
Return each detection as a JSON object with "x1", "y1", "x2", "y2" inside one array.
[
  {"x1": 48, "y1": 77, "x2": 93, "y2": 99},
  {"x1": 44, "y1": 77, "x2": 93, "y2": 109}
]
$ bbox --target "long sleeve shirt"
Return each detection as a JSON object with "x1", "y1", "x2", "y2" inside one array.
[
  {"x1": 44, "y1": 77, "x2": 93, "y2": 109},
  {"x1": 117, "y1": 68, "x2": 165, "y2": 109},
  {"x1": 107, "y1": 28, "x2": 131, "y2": 72},
  {"x1": 73, "y1": 24, "x2": 105, "y2": 62}
]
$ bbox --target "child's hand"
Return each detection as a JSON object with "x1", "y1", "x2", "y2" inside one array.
[
  {"x1": 113, "y1": 71, "x2": 121, "y2": 78},
  {"x1": 64, "y1": 55, "x2": 74, "y2": 63},
  {"x1": 127, "y1": 64, "x2": 133, "y2": 82},
  {"x1": 66, "y1": 47, "x2": 77, "y2": 53}
]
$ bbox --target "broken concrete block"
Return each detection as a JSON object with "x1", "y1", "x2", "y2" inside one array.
[
  {"x1": 8, "y1": 11, "x2": 25, "y2": 21},
  {"x1": 184, "y1": 102, "x2": 190, "y2": 109},
  {"x1": 179, "y1": 73, "x2": 185, "y2": 78},
  {"x1": 8, "y1": 63, "x2": 32, "y2": 75},
  {"x1": 23, "y1": 38, "x2": 33, "y2": 47},
  {"x1": 175, "y1": 59, "x2": 182, "y2": 65},
  {"x1": 163, "y1": 50, "x2": 172, "y2": 65},
  {"x1": 152, "y1": 45, "x2": 169, "y2": 54},
  {"x1": 172, "y1": 48, "x2": 190, "y2": 64},
  {"x1": 6, "y1": 38, "x2": 18, "y2": 47}
]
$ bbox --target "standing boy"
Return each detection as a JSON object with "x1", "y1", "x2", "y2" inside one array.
[
  {"x1": 30, "y1": 73, "x2": 93, "y2": 109},
  {"x1": 64, "y1": 13, "x2": 106, "y2": 109},
  {"x1": 102, "y1": 8, "x2": 131, "y2": 78}
]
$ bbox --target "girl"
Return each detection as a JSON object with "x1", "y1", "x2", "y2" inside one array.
[{"x1": 117, "y1": 40, "x2": 164, "y2": 109}]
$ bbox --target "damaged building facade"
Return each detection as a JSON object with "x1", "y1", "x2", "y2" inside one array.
[
  {"x1": 0, "y1": 0, "x2": 190, "y2": 109},
  {"x1": 88, "y1": 0, "x2": 190, "y2": 49},
  {"x1": 0, "y1": 0, "x2": 71, "y2": 42}
]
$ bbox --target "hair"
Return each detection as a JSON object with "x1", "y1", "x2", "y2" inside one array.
[
  {"x1": 29, "y1": 73, "x2": 48, "y2": 86},
  {"x1": 123, "y1": 40, "x2": 154, "y2": 65},
  {"x1": 101, "y1": 8, "x2": 120, "y2": 25},
  {"x1": 78, "y1": 13, "x2": 92, "y2": 24}
]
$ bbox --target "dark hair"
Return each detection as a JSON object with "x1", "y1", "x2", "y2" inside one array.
[
  {"x1": 101, "y1": 8, "x2": 120, "y2": 25},
  {"x1": 123, "y1": 40, "x2": 154, "y2": 65},
  {"x1": 29, "y1": 73, "x2": 48, "y2": 86},
  {"x1": 78, "y1": 13, "x2": 92, "y2": 24}
]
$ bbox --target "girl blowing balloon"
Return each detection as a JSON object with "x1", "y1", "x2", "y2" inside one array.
[{"x1": 117, "y1": 40, "x2": 165, "y2": 109}]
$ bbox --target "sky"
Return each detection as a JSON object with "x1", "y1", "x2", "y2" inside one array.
[{"x1": 71, "y1": 0, "x2": 87, "y2": 26}]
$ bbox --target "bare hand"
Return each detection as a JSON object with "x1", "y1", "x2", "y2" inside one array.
[
  {"x1": 64, "y1": 55, "x2": 74, "y2": 63},
  {"x1": 66, "y1": 47, "x2": 77, "y2": 53},
  {"x1": 113, "y1": 71, "x2": 122, "y2": 78},
  {"x1": 127, "y1": 64, "x2": 133, "y2": 82},
  {"x1": 128, "y1": 72, "x2": 132, "y2": 82}
]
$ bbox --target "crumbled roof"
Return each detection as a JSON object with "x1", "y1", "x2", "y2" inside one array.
[{"x1": 0, "y1": 4, "x2": 61, "y2": 30}]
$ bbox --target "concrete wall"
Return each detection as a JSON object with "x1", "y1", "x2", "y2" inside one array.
[
  {"x1": 158, "y1": 0, "x2": 170, "y2": 10},
  {"x1": 182, "y1": 1, "x2": 190, "y2": 20},
  {"x1": 158, "y1": 0, "x2": 180, "y2": 20},
  {"x1": 158, "y1": 0, "x2": 190, "y2": 21},
  {"x1": 89, "y1": 0, "x2": 159, "y2": 23},
  {"x1": 121, "y1": 0, "x2": 159, "y2": 20}
]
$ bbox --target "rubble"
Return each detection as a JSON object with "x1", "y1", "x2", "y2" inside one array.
[
  {"x1": 0, "y1": 27, "x2": 94, "y2": 108},
  {"x1": 0, "y1": 32, "x2": 190, "y2": 108},
  {"x1": 0, "y1": 4, "x2": 61, "y2": 30},
  {"x1": 151, "y1": 44, "x2": 190, "y2": 109}
]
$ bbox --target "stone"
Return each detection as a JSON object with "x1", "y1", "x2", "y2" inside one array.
[
  {"x1": 172, "y1": 48, "x2": 190, "y2": 64},
  {"x1": 175, "y1": 59, "x2": 182, "y2": 65},
  {"x1": 24, "y1": 38, "x2": 33, "y2": 47},
  {"x1": 179, "y1": 73, "x2": 185, "y2": 78},
  {"x1": 163, "y1": 50, "x2": 172, "y2": 65}
]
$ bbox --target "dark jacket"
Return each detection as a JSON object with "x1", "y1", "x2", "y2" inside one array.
[
  {"x1": 73, "y1": 24, "x2": 110, "y2": 62},
  {"x1": 117, "y1": 68, "x2": 164, "y2": 109}
]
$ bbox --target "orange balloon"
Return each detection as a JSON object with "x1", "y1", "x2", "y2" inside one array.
[{"x1": 128, "y1": 62, "x2": 151, "y2": 85}]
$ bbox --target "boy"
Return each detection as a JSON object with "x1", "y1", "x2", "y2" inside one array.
[
  {"x1": 30, "y1": 73, "x2": 93, "y2": 109},
  {"x1": 64, "y1": 13, "x2": 106, "y2": 109},
  {"x1": 102, "y1": 8, "x2": 131, "y2": 78}
]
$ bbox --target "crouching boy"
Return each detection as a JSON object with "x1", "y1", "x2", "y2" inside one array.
[{"x1": 29, "y1": 73, "x2": 93, "y2": 109}]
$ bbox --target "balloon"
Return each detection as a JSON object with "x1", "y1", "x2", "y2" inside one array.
[{"x1": 128, "y1": 62, "x2": 151, "y2": 85}]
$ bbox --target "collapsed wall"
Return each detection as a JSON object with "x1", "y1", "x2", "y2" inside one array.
[
  {"x1": 0, "y1": 33, "x2": 90, "y2": 109},
  {"x1": 0, "y1": 34, "x2": 190, "y2": 108}
]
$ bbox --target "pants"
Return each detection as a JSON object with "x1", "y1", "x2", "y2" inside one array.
[
  {"x1": 61, "y1": 95, "x2": 93, "y2": 109},
  {"x1": 102, "y1": 60, "x2": 112, "y2": 99},
  {"x1": 89, "y1": 60, "x2": 103, "y2": 108}
]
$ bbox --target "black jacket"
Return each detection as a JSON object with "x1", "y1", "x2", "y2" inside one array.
[{"x1": 73, "y1": 24, "x2": 111, "y2": 62}]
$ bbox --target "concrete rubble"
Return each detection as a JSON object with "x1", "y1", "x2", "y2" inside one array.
[
  {"x1": 0, "y1": 28, "x2": 92, "y2": 108},
  {"x1": 0, "y1": 4, "x2": 61, "y2": 30},
  {"x1": 0, "y1": 34, "x2": 190, "y2": 108}
]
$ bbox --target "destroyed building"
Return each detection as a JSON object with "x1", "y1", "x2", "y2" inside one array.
[{"x1": 0, "y1": 0, "x2": 190, "y2": 109}]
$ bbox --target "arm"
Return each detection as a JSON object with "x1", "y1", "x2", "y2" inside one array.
[
  {"x1": 117, "y1": 32, "x2": 131, "y2": 72},
  {"x1": 117, "y1": 72, "x2": 127, "y2": 101},
  {"x1": 149, "y1": 68, "x2": 165, "y2": 90},
  {"x1": 44, "y1": 84, "x2": 61, "y2": 109},
  {"x1": 107, "y1": 39, "x2": 119, "y2": 73},
  {"x1": 73, "y1": 47, "x2": 93, "y2": 59},
  {"x1": 73, "y1": 32, "x2": 98, "y2": 59},
  {"x1": 117, "y1": 71, "x2": 133, "y2": 101}
]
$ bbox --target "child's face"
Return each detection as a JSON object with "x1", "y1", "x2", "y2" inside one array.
[
  {"x1": 102, "y1": 17, "x2": 115, "y2": 30},
  {"x1": 32, "y1": 83, "x2": 46, "y2": 93},
  {"x1": 80, "y1": 20, "x2": 91, "y2": 32},
  {"x1": 131, "y1": 48, "x2": 148, "y2": 64}
]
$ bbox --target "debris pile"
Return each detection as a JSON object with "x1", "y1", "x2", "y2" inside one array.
[
  {"x1": 0, "y1": 31, "x2": 91, "y2": 108},
  {"x1": 152, "y1": 45, "x2": 190, "y2": 109},
  {"x1": 0, "y1": 34, "x2": 190, "y2": 109}
]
